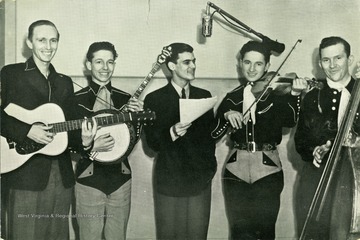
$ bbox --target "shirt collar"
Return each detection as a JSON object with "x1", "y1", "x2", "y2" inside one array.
[
  {"x1": 171, "y1": 80, "x2": 189, "y2": 98},
  {"x1": 89, "y1": 80, "x2": 112, "y2": 95},
  {"x1": 24, "y1": 56, "x2": 56, "y2": 75},
  {"x1": 326, "y1": 75, "x2": 351, "y2": 91}
]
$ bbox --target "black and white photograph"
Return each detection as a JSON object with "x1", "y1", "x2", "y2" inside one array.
[{"x1": 1, "y1": 0, "x2": 360, "y2": 239}]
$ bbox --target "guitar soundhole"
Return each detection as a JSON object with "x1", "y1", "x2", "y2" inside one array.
[{"x1": 15, "y1": 138, "x2": 45, "y2": 155}]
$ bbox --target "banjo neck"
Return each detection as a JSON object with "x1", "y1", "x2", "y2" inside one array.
[
  {"x1": 128, "y1": 45, "x2": 171, "y2": 102},
  {"x1": 131, "y1": 62, "x2": 162, "y2": 100}
]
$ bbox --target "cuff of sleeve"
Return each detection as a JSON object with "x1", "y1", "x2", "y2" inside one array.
[
  {"x1": 82, "y1": 141, "x2": 94, "y2": 152},
  {"x1": 290, "y1": 90, "x2": 302, "y2": 96},
  {"x1": 170, "y1": 126, "x2": 180, "y2": 141}
]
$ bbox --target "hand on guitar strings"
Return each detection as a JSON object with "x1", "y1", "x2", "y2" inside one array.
[
  {"x1": 312, "y1": 140, "x2": 332, "y2": 168},
  {"x1": 92, "y1": 133, "x2": 115, "y2": 152},
  {"x1": 81, "y1": 117, "x2": 97, "y2": 149},
  {"x1": 124, "y1": 98, "x2": 144, "y2": 112},
  {"x1": 27, "y1": 123, "x2": 55, "y2": 145}
]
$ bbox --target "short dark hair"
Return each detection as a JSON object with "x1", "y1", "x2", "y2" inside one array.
[
  {"x1": 86, "y1": 41, "x2": 118, "y2": 62},
  {"x1": 239, "y1": 41, "x2": 271, "y2": 63},
  {"x1": 28, "y1": 20, "x2": 59, "y2": 41},
  {"x1": 319, "y1": 36, "x2": 351, "y2": 58},
  {"x1": 165, "y1": 42, "x2": 194, "y2": 71}
]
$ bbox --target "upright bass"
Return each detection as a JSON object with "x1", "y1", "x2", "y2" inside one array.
[{"x1": 300, "y1": 77, "x2": 360, "y2": 239}]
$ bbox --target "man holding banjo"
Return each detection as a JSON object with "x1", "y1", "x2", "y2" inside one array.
[{"x1": 69, "y1": 41, "x2": 144, "y2": 240}]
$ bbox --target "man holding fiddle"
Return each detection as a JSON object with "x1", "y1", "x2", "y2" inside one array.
[{"x1": 212, "y1": 40, "x2": 307, "y2": 239}]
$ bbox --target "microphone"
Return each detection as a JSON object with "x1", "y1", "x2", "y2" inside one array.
[
  {"x1": 261, "y1": 36, "x2": 285, "y2": 54},
  {"x1": 202, "y1": 3, "x2": 212, "y2": 37}
]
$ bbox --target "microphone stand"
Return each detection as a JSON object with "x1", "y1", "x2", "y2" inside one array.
[
  {"x1": 207, "y1": 1, "x2": 285, "y2": 54},
  {"x1": 207, "y1": 2, "x2": 263, "y2": 39}
]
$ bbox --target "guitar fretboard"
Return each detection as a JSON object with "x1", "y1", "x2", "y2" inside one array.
[{"x1": 49, "y1": 112, "x2": 135, "y2": 133}]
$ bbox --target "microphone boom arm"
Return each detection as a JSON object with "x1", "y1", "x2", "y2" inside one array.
[
  {"x1": 208, "y1": 2, "x2": 261, "y2": 38},
  {"x1": 207, "y1": 1, "x2": 285, "y2": 54}
]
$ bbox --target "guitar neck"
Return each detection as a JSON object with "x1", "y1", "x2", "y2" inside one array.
[
  {"x1": 132, "y1": 62, "x2": 161, "y2": 100},
  {"x1": 49, "y1": 61, "x2": 162, "y2": 133},
  {"x1": 49, "y1": 112, "x2": 135, "y2": 133}
]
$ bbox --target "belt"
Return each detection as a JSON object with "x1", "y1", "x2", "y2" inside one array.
[{"x1": 234, "y1": 142, "x2": 277, "y2": 152}]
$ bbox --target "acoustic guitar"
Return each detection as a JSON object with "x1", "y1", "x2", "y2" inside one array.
[{"x1": 1, "y1": 103, "x2": 155, "y2": 173}]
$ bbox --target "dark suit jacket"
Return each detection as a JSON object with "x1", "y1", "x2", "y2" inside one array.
[
  {"x1": 1, "y1": 57, "x2": 75, "y2": 190},
  {"x1": 144, "y1": 83, "x2": 217, "y2": 197}
]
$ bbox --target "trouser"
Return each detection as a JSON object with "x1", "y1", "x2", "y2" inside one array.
[
  {"x1": 223, "y1": 169, "x2": 284, "y2": 240},
  {"x1": 154, "y1": 183, "x2": 211, "y2": 240},
  {"x1": 295, "y1": 163, "x2": 329, "y2": 239},
  {"x1": 75, "y1": 180, "x2": 131, "y2": 240},
  {"x1": 296, "y1": 157, "x2": 353, "y2": 240},
  {"x1": 8, "y1": 160, "x2": 72, "y2": 240}
]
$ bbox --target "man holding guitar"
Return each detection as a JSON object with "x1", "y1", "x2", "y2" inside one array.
[
  {"x1": 68, "y1": 41, "x2": 147, "y2": 240},
  {"x1": 0, "y1": 20, "x2": 95, "y2": 240}
]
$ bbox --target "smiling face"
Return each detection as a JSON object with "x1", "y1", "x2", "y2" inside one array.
[
  {"x1": 168, "y1": 51, "x2": 196, "y2": 85},
  {"x1": 26, "y1": 25, "x2": 59, "y2": 64},
  {"x1": 319, "y1": 43, "x2": 353, "y2": 84},
  {"x1": 86, "y1": 50, "x2": 115, "y2": 86},
  {"x1": 240, "y1": 51, "x2": 270, "y2": 82}
]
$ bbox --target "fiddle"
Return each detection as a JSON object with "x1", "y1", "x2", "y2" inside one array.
[{"x1": 250, "y1": 71, "x2": 323, "y2": 98}]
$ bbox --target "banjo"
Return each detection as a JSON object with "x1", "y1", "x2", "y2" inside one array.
[{"x1": 90, "y1": 46, "x2": 172, "y2": 163}]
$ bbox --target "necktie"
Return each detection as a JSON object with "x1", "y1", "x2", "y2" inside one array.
[
  {"x1": 243, "y1": 84, "x2": 257, "y2": 124},
  {"x1": 327, "y1": 79, "x2": 350, "y2": 126},
  {"x1": 181, "y1": 88, "x2": 186, "y2": 99},
  {"x1": 93, "y1": 86, "x2": 113, "y2": 111}
]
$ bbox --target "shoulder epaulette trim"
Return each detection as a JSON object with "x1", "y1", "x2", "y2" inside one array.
[
  {"x1": 112, "y1": 88, "x2": 131, "y2": 96},
  {"x1": 228, "y1": 85, "x2": 244, "y2": 93},
  {"x1": 75, "y1": 88, "x2": 92, "y2": 96}
]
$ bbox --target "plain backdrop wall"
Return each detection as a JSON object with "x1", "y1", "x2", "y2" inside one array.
[{"x1": 3, "y1": 0, "x2": 360, "y2": 239}]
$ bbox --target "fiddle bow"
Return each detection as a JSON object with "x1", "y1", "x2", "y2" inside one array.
[
  {"x1": 211, "y1": 39, "x2": 303, "y2": 139},
  {"x1": 241, "y1": 39, "x2": 302, "y2": 119}
]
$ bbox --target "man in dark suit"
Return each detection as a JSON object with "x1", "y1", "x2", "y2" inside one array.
[
  {"x1": 0, "y1": 20, "x2": 94, "y2": 240},
  {"x1": 144, "y1": 42, "x2": 217, "y2": 239}
]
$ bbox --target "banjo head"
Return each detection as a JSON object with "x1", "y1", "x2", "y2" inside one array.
[{"x1": 92, "y1": 124, "x2": 130, "y2": 163}]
